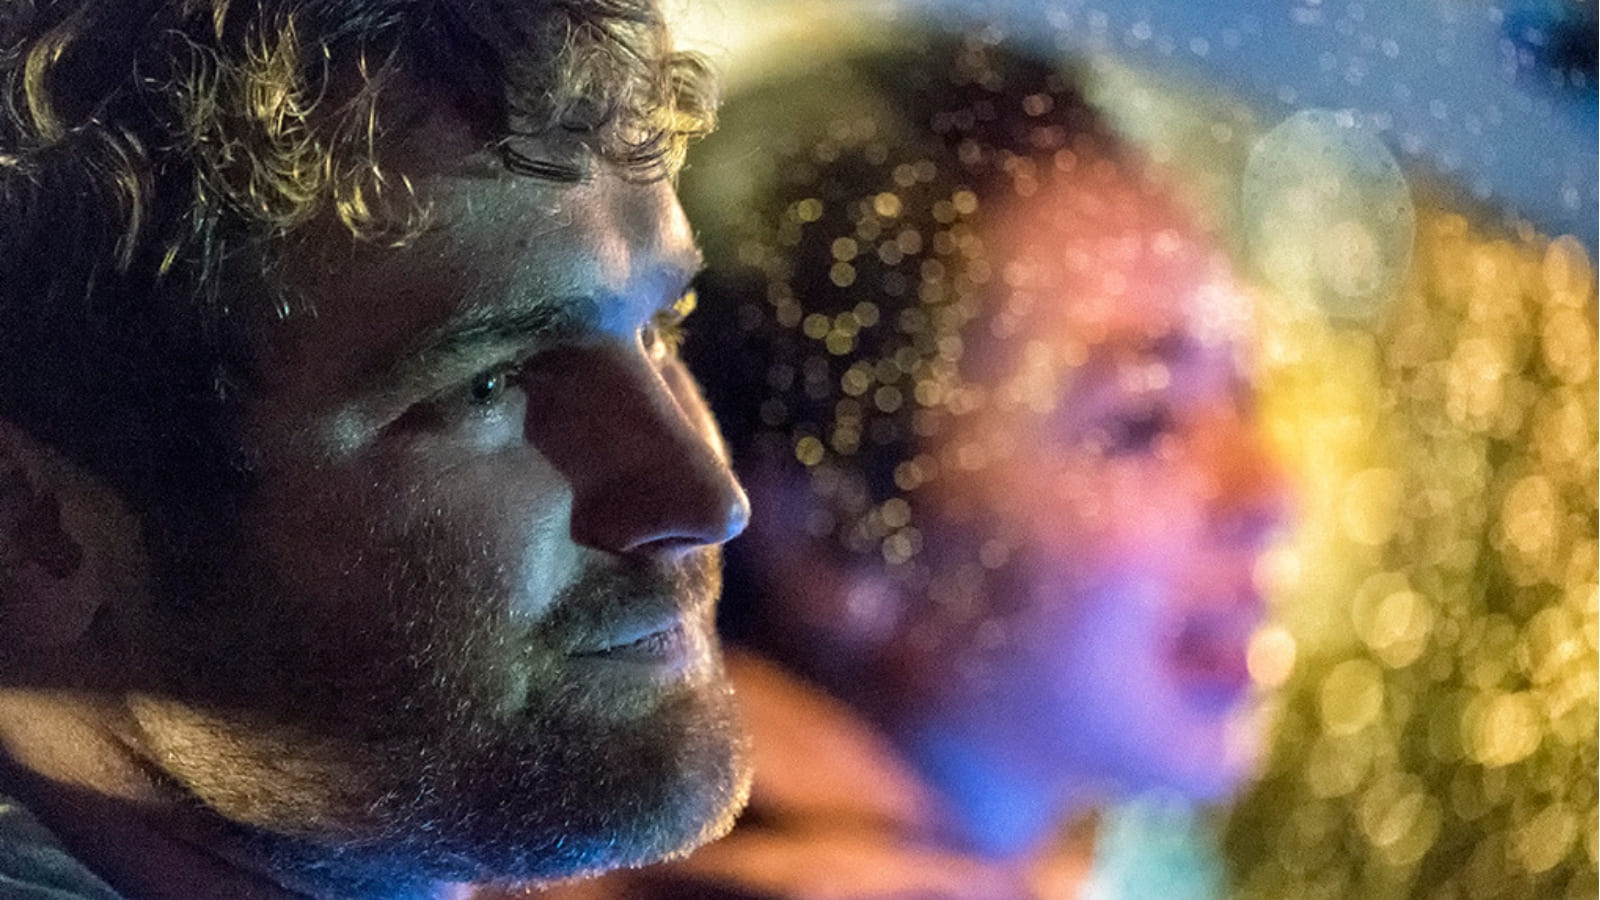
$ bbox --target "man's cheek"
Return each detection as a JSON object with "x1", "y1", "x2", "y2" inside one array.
[{"x1": 421, "y1": 461, "x2": 580, "y2": 624}]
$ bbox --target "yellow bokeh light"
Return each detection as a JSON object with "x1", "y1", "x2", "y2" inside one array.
[
  {"x1": 1339, "y1": 467, "x2": 1404, "y2": 546},
  {"x1": 1355, "y1": 589, "x2": 1434, "y2": 669},
  {"x1": 1247, "y1": 625, "x2": 1298, "y2": 688},
  {"x1": 1463, "y1": 691, "x2": 1543, "y2": 767},
  {"x1": 1513, "y1": 803, "x2": 1579, "y2": 875},
  {"x1": 1320, "y1": 659, "x2": 1385, "y2": 736}
]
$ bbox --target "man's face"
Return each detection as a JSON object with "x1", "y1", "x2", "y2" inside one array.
[
  {"x1": 929, "y1": 171, "x2": 1291, "y2": 802},
  {"x1": 117, "y1": 107, "x2": 751, "y2": 890}
]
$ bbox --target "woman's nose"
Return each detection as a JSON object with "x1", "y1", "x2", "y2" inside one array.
[{"x1": 1201, "y1": 410, "x2": 1296, "y2": 549}]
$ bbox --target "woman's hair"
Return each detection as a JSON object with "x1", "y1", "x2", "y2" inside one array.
[
  {"x1": 0, "y1": 0, "x2": 715, "y2": 510},
  {"x1": 680, "y1": 29, "x2": 1136, "y2": 673}
]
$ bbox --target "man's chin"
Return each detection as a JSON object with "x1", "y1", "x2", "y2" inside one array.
[
  {"x1": 577, "y1": 705, "x2": 753, "y2": 874},
  {"x1": 448, "y1": 672, "x2": 752, "y2": 887},
  {"x1": 607, "y1": 672, "x2": 752, "y2": 857},
  {"x1": 398, "y1": 652, "x2": 751, "y2": 878},
  {"x1": 133, "y1": 653, "x2": 751, "y2": 894}
]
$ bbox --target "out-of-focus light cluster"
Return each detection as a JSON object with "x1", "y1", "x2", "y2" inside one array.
[
  {"x1": 1080, "y1": 57, "x2": 1596, "y2": 898},
  {"x1": 1226, "y1": 214, "x2": 1598, "y2": 900},
  {"x1": 696, "y1": 40, "x2": 1138, "y2": 603}
]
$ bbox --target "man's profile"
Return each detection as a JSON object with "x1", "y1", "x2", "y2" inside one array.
[
  {"x1": 0, "y1": 2, "x2": 750, "y2": 899},
  {"x1": 528, "y1": 31, "x2": 1293, "y2": 900}
]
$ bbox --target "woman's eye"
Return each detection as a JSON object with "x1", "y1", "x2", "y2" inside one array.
[{"x1": 1089, "y1": 404, "x2": 1176, "y2": 456}]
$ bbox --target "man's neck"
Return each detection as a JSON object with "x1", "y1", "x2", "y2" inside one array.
[{"x1": 0, "y1": 687, "x2": 458, "y2": 900}]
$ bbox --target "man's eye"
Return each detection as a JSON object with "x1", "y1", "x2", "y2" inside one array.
[
  {"x1": 467, "y1": 366, "x2": 517, "y2": 405},
  {"x1": 645, "y1": 289, "x2": 697, "y2": 359}
]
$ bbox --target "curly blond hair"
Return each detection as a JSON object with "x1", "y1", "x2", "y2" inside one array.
[{"x1": 0, "y1": 0, "x2": 715, "y2": 507}]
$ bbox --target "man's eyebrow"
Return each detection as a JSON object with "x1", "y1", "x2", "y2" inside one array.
[
  {"x1": 647, "y1": 238, "x2": 705, "y2": 293},
  {"x1": 373, "y1": 297, "x2": 597, "y2": 394},
  {"x1": 361, "y1": 246, "x2": 703, "y2": 398},
  {"x1": 683, "y1": 252, "x2": 708, "y2": 287}
]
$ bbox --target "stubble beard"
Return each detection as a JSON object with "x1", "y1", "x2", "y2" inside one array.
[{"x1": 126, "y1": 524, "x2": 751, "y2": 897}]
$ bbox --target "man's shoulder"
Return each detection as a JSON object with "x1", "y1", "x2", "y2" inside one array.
[{"x1": 0, "y1": 795, "x2": 124, "y2": 900}]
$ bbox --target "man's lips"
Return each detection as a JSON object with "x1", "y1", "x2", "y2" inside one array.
[
  {"x1": 558, "y1": 598, "x2": 704, "y2": 677},
  {"x1": 537, "y1": 554, "x2": 720, "y2": 671},
  {"x1": 567, "y1": 613, "x2": 689, "y2": 661},
  {"x1": 572, "y1": 621, "x2": 691, "y2": 664}
]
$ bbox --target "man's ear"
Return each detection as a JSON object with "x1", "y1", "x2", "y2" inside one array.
[{"x1": 0, "y1": 419, "x2": 144, "y2": 649}]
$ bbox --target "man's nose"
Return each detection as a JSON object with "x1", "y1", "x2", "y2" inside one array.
[{"x1": 520, "y1": 344, "x2": 750, "y2": 558}]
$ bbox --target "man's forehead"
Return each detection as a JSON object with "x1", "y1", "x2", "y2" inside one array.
[
  {"x1": 377, "y1": 91, "x2": 608, "y2": 185},
  {"x1": 243, "y1": 121, "x2": 698, "y2": 413},
  {"x1": 403, "y1": 169, "x2": 703, "y2": 322}
]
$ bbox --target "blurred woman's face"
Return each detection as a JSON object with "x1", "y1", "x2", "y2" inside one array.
[{"x1": 928, "y1": 169, "x2": 1292, "y2": 801}]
